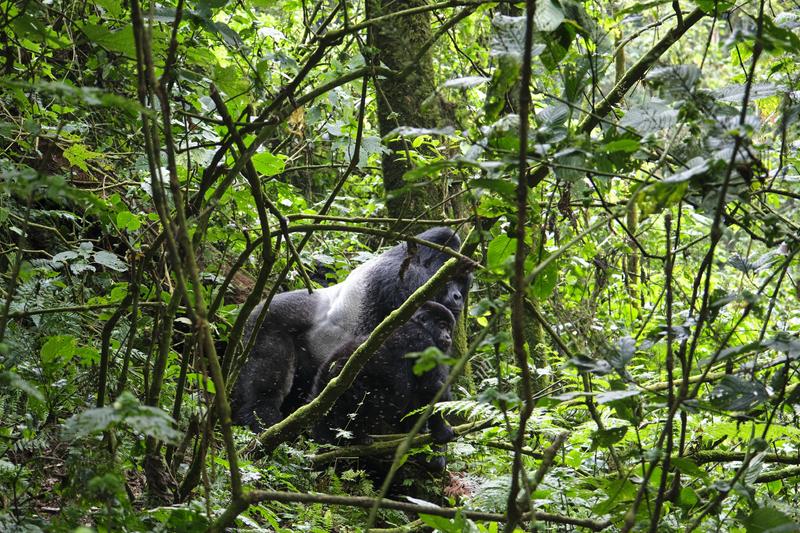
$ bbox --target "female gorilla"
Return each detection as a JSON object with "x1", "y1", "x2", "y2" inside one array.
[{"x1": 231, "y1": 227, "x2": 470, "y2": 432}]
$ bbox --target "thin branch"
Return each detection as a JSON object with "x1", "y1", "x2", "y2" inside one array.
[
  {"x1": 239, "y1": 490, "x2": 612, "y2": 531},
  {"x1": 504, "y1": 0, "x2": 536, "y2": 529}
]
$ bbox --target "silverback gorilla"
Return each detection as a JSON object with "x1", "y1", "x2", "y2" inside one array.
[
  {"x1": 231, "y1": 227, "x2": 470, "y2": 432},
  {"x1": 310, "y1": 300, "x2": 456, "y2": 445}
]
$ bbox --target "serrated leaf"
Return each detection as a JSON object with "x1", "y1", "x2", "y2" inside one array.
[
  {"x1": 64, "y1": 406, "x2": 118, "y2": 438},
  {"x1": 536, "y1": 0, "x2": 565, "y2": 31},
  {"x1": 714, "y1": 83, "x2": 782, "y2": 103},
  {"x1": 52, "y1": 250, "x2": 79, "y2": 263},
  {"x1": 607, "y1": 336, "x2": 636, "y2": 370},
  {"x1": 64, "y1": 392, "x2": 180, "y2": 444},
  {"x1": 70, "y1": 261, "x2": 95, "y2": 275},
  {"x1": 537, "y1": 103, "x2": 569, "y2": 126},
  {"x1": 645, "y1": 64, "x2": 702, "y2": 98},
  {"x1": 63, "y1": 144, "x2": 103, "y2": 172},
  {"x1": 741, "y1": 507, "x2": 800, "y2": 533},
  {"x1": 709, "y1": 376, "x2": 769, "y2": 411},
  {"x1": 252, "y1": 151, "x2": 285, "y2": 177},
  {"x1": 126, "y1": 412, "x2": 182, "y2": 443},
  {"x1": 93, "y1": 250, "x2": 128, "y2": 272},
  {"x1": 620, "y1": 101, "x2": 679, "y2": 134},
  {"x1": 491, "y1": 15, "x2": 547, "y2": 59}
]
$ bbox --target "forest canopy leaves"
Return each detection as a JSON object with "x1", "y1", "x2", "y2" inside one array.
[{"x1": 2, "y1": 0, "x2": 800, "y2": 531}]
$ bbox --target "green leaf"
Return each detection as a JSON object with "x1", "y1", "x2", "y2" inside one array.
[
  {"x1": 620, "y1": 101, "x2": 679, "y2": 134},
  {"x1": 10, "y1": 14, "x2": 72, "y2": 49},
  {"x1": 93, "y1": 250, "x2": 128, "y2": 272},
  {"x1": 595, "y1": 389, "x2": 639, "y2": 404},
  {"x1": 568, "y1": 354, "x2": 612, "y2": 375},
  {"x1": 670, "y1": 457, "x2": 706, "y2": 479},
  {"x1": 252, "y1": 151, "x2": 285, "y2": 177},
  {"x1": 116, "y1": 210, "x2": 141, "y2": 231},
  {"x1": 760, "y1": 18, "x2": 800, "y2": 54},
  {"x1": 64, "y1": 392, "x2": 180, "y2": 444},
  {"x1": 590, "y1": 426, "x2": 628, "y2": 450},
  {"x1": 0, "y1": 371, "x2": 44, "y2": 402},
  {"x1": 41, "y1": 335, "x2": 78, "y2": 365},
  {"x1": 741, "y1": 507, "x2": 800, "y2": 533},
  {"x1": 419, "y1": 514, "x2": 457, "y2": 531},
  {"x1": 535, "y1": 0, "x2": 565, "y2": 32},
  {"x1": 636, "y1": 180, "x2": 688, "y2": 218},
  {"x1": 709, "y1": 376, "x2": 769, "y2": 411},
  {"x1": 52, "y1": 250, "x2": 79, "y2": 264},
  {"x1": 75, "y1": 346, "x2": 101, "y2": 366},
  {"x1": 607, "y1": 336, "x2": 636, "y2": 370},
  {"x1": 601, "y1": 139, "x2": 640, "y2": 153},
  {"x1": 484, "y1": 55, "x2": 521, "y2": 121},
  {"x1": 80, "y1": 24, "x2": 136, "y2": 57},
  {"x1": 472, "y1": 177, "x2": 517, "y2": 198},
  {"x1": 63, "y1": 144, "x2": 103, "y2": 172},
  {"x1": 197, "y1": 0, "x2": 229, "y2": 11},
  {"x1": 64, "y1": 405, "x2": 117, "y2": 438},
  {"x1": 527, "y1": 252, "x2": 558, "y2": 299},
  {"x1": 486, "y1": 235, "x2": 515, "y2": 273},
  {"x1": 409, "y1": 346, "x2": 452, "y2": 375},
  {"x1": 713, "y1": 83, "x2": 782, "y2": 103},
  {"x1": 694, "y1": 0, "x2": 734, "y2": 14}
]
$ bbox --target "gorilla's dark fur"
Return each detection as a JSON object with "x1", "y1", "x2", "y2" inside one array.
[
  {"x1": 310, "y1": 300, "x2": 456, "y2": 445},
  {"x1": 231, "y1": 227, "x2": 470, "y2": 432}
]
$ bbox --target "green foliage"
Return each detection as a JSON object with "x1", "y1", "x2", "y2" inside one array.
[
  {"x1": 2, "y1": 0, "x2": 800, "y2": 531},
  {"x1": 64, "y1": 391, "x2": 181, "y2": 444}
]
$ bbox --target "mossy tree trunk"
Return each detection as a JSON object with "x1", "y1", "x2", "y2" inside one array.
[
  {"x1": 367, "y1": 0, "x2": 472, "y2": 385},
  {"x1": 368, "y1": 0, "x2": 444, "y2": 220}
]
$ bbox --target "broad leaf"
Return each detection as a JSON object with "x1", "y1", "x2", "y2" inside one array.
[{"x1": 709, "y1": 376, "x2": 769, "y2": 411}]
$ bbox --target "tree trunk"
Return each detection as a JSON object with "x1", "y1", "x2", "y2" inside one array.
[{"x1": 368, "y1": 0, "x2": 444, "y2": 220}]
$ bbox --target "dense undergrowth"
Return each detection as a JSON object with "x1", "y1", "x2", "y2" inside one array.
[{"x1": 2, "y1": 0, "x2": 800, "y2": 531}]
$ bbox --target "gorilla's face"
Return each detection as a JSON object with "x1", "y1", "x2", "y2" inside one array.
[
  {"x1": 435, "y1": 320, "x2": 452, "y2": 351},
  {"x1": 438, "y1": 274, "x2": 472, "y2": 315},
  {"x1": 414, "y1": 301, "x2": 456, "y2": 352}
]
